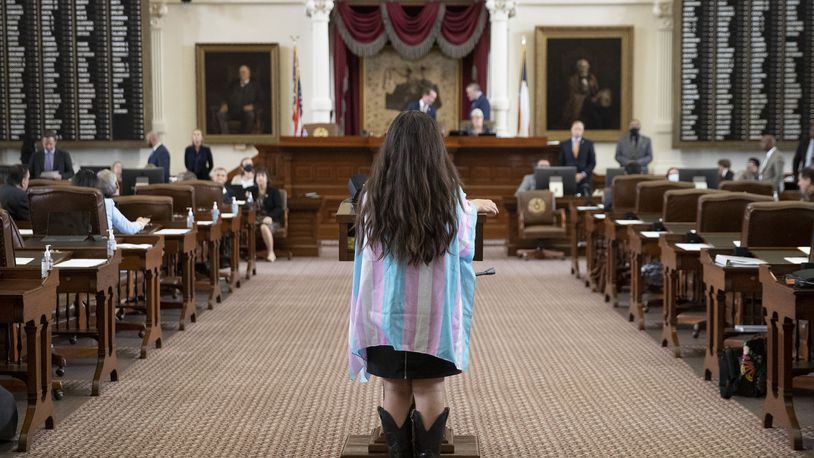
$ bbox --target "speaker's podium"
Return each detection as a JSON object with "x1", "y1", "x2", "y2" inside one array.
[{"x1": 337, "y1": 203, "x2": 486, "y2": 457}]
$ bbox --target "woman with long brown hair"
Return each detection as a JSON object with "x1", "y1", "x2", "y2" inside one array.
[{"x1": 349, "y1": 111, "x2": 497, "y2": 457}]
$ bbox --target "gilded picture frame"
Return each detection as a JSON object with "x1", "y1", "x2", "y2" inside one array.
[
  {"x1": 195, "y1": 43, "x2": 280, "y2": 144},
  {"x1": 534, "y1": 27, "x2": 634, "y2": 142}
]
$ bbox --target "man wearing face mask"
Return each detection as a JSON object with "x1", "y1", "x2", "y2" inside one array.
[{"x1": 615, "y1": 119, "x2": 652, "y2": 173}]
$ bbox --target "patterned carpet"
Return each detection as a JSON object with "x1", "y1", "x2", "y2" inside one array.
[{"x1": 21, "y1": 248, "x2": 810, "y2": 456}]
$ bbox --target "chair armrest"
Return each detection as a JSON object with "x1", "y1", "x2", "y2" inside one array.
[{"x1": 557, "y1": 209, "x2": 567, "y2": 228}]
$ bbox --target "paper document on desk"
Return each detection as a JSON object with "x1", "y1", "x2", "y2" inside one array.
[
  {"x1": 799, "y1": 247, "x2": 811, "y2": 255},
  {"x1": 714, "y1": 255, "x2": 766, "y2": 267},
  {"x1": 39, "y1": 171, "x2": 61, "y2": 180},
  {"x1": 785, "y1": 257, "x2": 809, "y2": 264},
  {"x1": 18, "y1": 229, "x2": 32, "y2": 236},
  {"x1": 576, "y1": 206, "x2": 602, "y2": 211},
  {"x1": 594, "y1": 214, "x2": 606, "y2": 219},
  {"x1": 155, "y1": 228, "x2": 191, "y2": 235},
  {"x1": 116, "y1": 243, "x2": 153, "y2": 250},
  {"x1": 221, "y1": 213, "x2": 236, "y2": 218},
  {"x1": 640, "y1": 231, "x2": 667, "y2": 238},
  {"x1": 615, "y1": 219, "x2": 646, "y2": 225},
  {"x1": 675, "y1": 243, "x2": 713, "y2": 252},
  {"x1": 14, "y1": 258, "x2": 34, "y2": 265},
  {"x1": 732, "y1": 241, "x2": 741, "y2": 247},
  {"x1": 196, "y1": 221, "x2": 215, "y2": 226},
  {"x1": 54, "y1": 259, "x2": 106, "y2": 268}
]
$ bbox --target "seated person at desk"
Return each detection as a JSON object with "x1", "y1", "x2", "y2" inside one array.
[
  {"x1": 230, "y1": 157, "x2": 255, "y2": 187},
  {"x1": 466, "y1": 109, "x2": 492, "y2": 136},
  {"x1": 666, "y1": 167, "x2": 680, "y2": 182},
  {"x1": 254, "y1": 168, "x2": 284, "y2": 262},
  {"x1": 0, "y1": 164, "x2": 30, "y2": 222},
  {"x1": 515, "y1": 159, "x2": 551, "y2": 196},
  {"x1": 97, "y1": 170, "x2": 149, "y2": 235},
  {"x1": 736, "y1": 157, "x2": 761, "y2": 181},
  {"x1": 111, "y1": 161, "x2": 123, "y2": 183},
  {"x1": 798, "y1": 167, "x2": 814, "y2": 202},
  {"x1": 28, "y1": 130, "x2": 74, "y2": 180},
  {"x1": 718, "y1": 159, "x2": 734, "y2": 181},
  {"x1": 211, "y1": 167, "x2": 234, "y2": 203},
  {"x1": 72, "y1": 169, "x2": 99, "y2": 188},
  {"x1": 558, "y1": 120, "x2": 596, "y2": 195}
]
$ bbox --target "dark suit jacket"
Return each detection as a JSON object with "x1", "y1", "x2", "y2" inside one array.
[
  {"x1": 147, "y1": 144, "x2": 171, "y2": 182},
  {"x1": 793, "y1": 136, "x2": 814, "y2": 175},
  {"x1": 28, "y1": 149, "x2": 74, "y2": 179},
  {"x1": 258, "y1": 186, "x2": 284, "y2": 223},
  {"x1": 721, "y1": 170, "x2": 734, "y2": 181},
  {"x1": 558, "y1": 138, "x2": 597, "y2": 188},
  {"x1": 406, "y1": 100, "x2": 437, "y2": 120},
  {"x1": 184, "y1": 145, "x2": 214, "y2": 180},
  {"x1": 470, "y1": 93, "x2": 491, "y2": 120},
  {"x1": 0, "y1": 185, "x2": 29, "y2": 222}
]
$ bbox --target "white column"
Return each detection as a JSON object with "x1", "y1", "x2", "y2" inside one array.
[
  {"x1": 652, "y1": 0, "x2": 673, "y2": 134},
  {"x1": 306, "y1": 0, "x2": 334, "y2": 124},
  {"x1": 149, "y1": 2, "x2": 168, "y2": 134},
  {"x1": 486, "y1": 0, "x2": 516, "y2": 137}
]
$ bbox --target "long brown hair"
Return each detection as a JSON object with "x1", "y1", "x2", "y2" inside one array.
[{"x1": 357, "y1": 111, "x2": 462, "y2": 265}]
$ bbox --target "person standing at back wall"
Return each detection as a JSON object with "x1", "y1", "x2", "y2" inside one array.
[
  {"x1": 184, "y1": 129, "x2": 214, "y2": 180},
  {"x1": 146, "y1": 131, "x2": 171, "y2": 182},
  {"x1": 615, "y1": 119, "x2": 652, "y2": 173}
]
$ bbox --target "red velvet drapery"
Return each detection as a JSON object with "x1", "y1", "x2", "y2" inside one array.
[{"x1": 332, "y1": 1, "x2": 490, "y2": 135}]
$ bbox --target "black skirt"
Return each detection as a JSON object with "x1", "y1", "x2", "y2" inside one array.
[{"x1": 366, "y1": 345, "x2": 462, "y2": 379}]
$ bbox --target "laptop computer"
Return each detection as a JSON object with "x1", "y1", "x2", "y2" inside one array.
[
  {"x1": 42, "y1": 211, "x2": 92, "y2": 242},
  {"x1": 227, "y1": 184, "x2": 259, "y2": 201}
]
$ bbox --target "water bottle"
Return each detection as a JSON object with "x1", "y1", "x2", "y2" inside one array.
[
  {"x1": 107, "y1": 229, "x2": 117, "y2": 258},
  {"x1": 186, "y1": 207, "x2": 194, "y2": 228},
  {"x1": 211, "y1": 202, "x2": 220, "y2": 222},
  {"x1": 231, "y1": 198, "x2": 239, "y2": 215},
  {"x1": 246, "y1": 191, "x2": 254, "y2": 206},
  {"x1": 41, "y1": 245, "x2": 52, "y2": 279}
]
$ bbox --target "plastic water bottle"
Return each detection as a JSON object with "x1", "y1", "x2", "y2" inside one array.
[
  {"x1": 211, "y1": 202, "x2": 220, "y2": 222},
  {"x1": 41, "y1": 244, "x2": 52, "y2": 279},
  {"x1": 107, "y1": 229, "x2": 117, "y2": 258},
  {"x1": 186, "y1": 207, "x2": 194, "y2": 228},
  {"x1": 231, "y1": 198, "x2": 239, "y2": 215},
  {"x1": 246, "y1": 191, "x2": 254, "y2": 206}
]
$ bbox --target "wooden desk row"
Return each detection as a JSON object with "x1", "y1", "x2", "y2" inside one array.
[{"x1": 568, "y1": 204, "x2": 814, "y2": 450}]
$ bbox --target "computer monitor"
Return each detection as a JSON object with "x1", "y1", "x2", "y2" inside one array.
[
  {"x1": 678, "y1": 168, "x2": 719, "y2": 189},
  {"x1": 79, "y1": 165, "x2": 110, "y2": 174},
  {"x1": 604, "y1": 168, "x2": 625, "y2": 188},
  {"x1": 534, "y1": 166, "x2": 578, "y2": 196},
  {"x1": 121, "y1": 168, "x2": 165, "y2": 195},
  {"x1": 227, "y1": 184, "x2": 259, "y2": 201}
]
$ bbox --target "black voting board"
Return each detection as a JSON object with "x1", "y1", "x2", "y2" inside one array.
[
  {"x1": 673, "y1": 0, "x2": 814, "y2": 148},
  {"x1": 0, "y1": 0, "x2": 150, "y2": 145}
]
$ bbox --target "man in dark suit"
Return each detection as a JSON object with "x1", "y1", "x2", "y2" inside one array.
[
  {"x1": 718, "y1": 159, "x2": 734, "y2": 181},
  {"x1": 184, "y1": 129, "x2": 214, "y2": 180},
  {"x1": 558, "y1": 120, "x2": 596, "y2": 195},
  {"x1": 792, "y1": 120, "x2": 814, "y2": 176},
  {"x1": 466, "y1": 83, "x2": 491, "y2": 120},
  {"x1": 0, "y1": 164, "x2": 30, "y2": 222},
  {"x1": 146, "y1": 131, "x2": 171, "y2": 182},
  {"x1": 406, "y1": 88, "x2": 437, "y2": 120},
  {"x1": 217, "y1": 65, "x2": 263, "y2": 134},
  {"x1": 28, "y1": 131, "x2": 74, "y2": 179}
]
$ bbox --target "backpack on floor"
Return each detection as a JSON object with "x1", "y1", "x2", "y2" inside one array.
[{"x1": 718, "y1": 337, "x2": 766, "y2": 399}]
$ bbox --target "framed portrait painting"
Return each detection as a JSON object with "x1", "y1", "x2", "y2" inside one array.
[
  {"x1": 360, "y1": 47, "x2": 460, "y2": 136},
  {"x1": 534, "y1": 27, "x2": 633, "y2": 142},
  {"x1": 195, "y1": 43, "x2": 280, "y2": 144}
]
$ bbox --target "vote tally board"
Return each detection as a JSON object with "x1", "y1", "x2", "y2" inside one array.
[
  {"x1": 674, "y1": 0, "x2": 814, "y2": 148},
  {"x1": 0, "y1": 0, "x2": 150, "y2": 145}
]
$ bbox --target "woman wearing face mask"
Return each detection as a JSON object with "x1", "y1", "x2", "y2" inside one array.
[
  {"x1": 231, "y1": 157, "x2": 255, "y2": 188},
  {"x1": 666, "y1": 167, "x2": 680, "y2": 182}
]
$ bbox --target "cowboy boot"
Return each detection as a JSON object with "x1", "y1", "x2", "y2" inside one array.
[
  {"x1": 411, "y1": 408, "x2": 449, "y2": 458},
  {"x1": 378, "y1": 406, "x2": 413, "y2": 458}
]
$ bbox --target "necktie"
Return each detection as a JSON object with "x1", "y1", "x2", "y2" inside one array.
[
  {"x1": 45, "y1": 151, "x2": 53, "y2": 172},
  {"x1": 806, "y1": 139, "x2": 814, "y2": 168},
  {"x1": 572, "y1": 140, "x2": 579, "y2": 159}
]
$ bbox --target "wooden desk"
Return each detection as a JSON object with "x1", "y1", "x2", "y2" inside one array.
[
  {"x1": 117, "y1": 235, "x2": 165, "y2": 359},
  {"x1": 219, "y1": 210, "x2": 242, "y2": 292},
  {"x1": 760, "y1": 263, "x2": 814, "y2": 450},
  {"x1": 603, "y1": 217, "x2": 659, "y2": 307},
  {"x1": 700, "y1": 249, "x2": 806, "y2": 381},
  {"x1": 195, "y1": 220, "x2": 222, "y2": 309},
  {"x1": 335, "y1": 201, "x2": 487, "y2": 262},
  {"x1": 259, "y1": 136, "x2": 558, "y2": 242},
  {"x1": 241, "y1": 205, "x2": 257, "y2": 279},
  {"x1": 569, "y1": 204, "x2": 603, "y2": 279},
  {"x1": 584, "y1": 213, "x2": 607, "y2": 291},
  {"x1": 659, "y1": 233, "x2": 740, "y2": 357},
  {"x1": 19, "y1": 241, "x2": 120, "y2": 396},
  {"x1": 154, "y1": 225, "x2": 198, "y2": 331},
  {"x1": 0, "y1": 270, "x2": 58, "y2": 452}
]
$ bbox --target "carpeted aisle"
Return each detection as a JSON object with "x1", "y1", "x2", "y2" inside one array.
[{"x1": 23, "y1": 249, "x2": 808, "y2": 456}]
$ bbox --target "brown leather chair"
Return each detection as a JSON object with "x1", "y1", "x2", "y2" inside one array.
[
  {"x1": 635, "y1": 180, "x2": 693, "y2": 218},
  {"x1": 516, "y1": 190, "x2": 566, "y2": 259},
  {"x1": 696, "y1": 192, "x2": 773, "y2": 233},
  {"x1": 662, "y1": 188, "x2": 720, "y2": 223},
  {"x1": 741, "y1": 201, "x2": 814, "y2": 247},
  {"x1": 303, "y1": 123, "x2": 340, "y2": 137},
  {"x1": 28, "y1": 186, "x2": 108, "y2": 236},
  {"x1": 180, "y1": 180, "x2": 224, "y2": 211},
  {"x1": 27, "y1": 178, "x2": 71, "y2": 188},
  {"x1": 0, "y1": 210, "x2": 19, "y2": 267},
  {"x1": 719, "y1": 181, "x2": 774, "y2": 196},
  {"x1": 135, "y1": 184, "x2": 195, "y2": 215},
  {"x1": 114, "y1": 195, "x2": 173, "y2": 222},
  {"x1": 611, "y1": 175, "x2": 661, "y2": 214}
]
